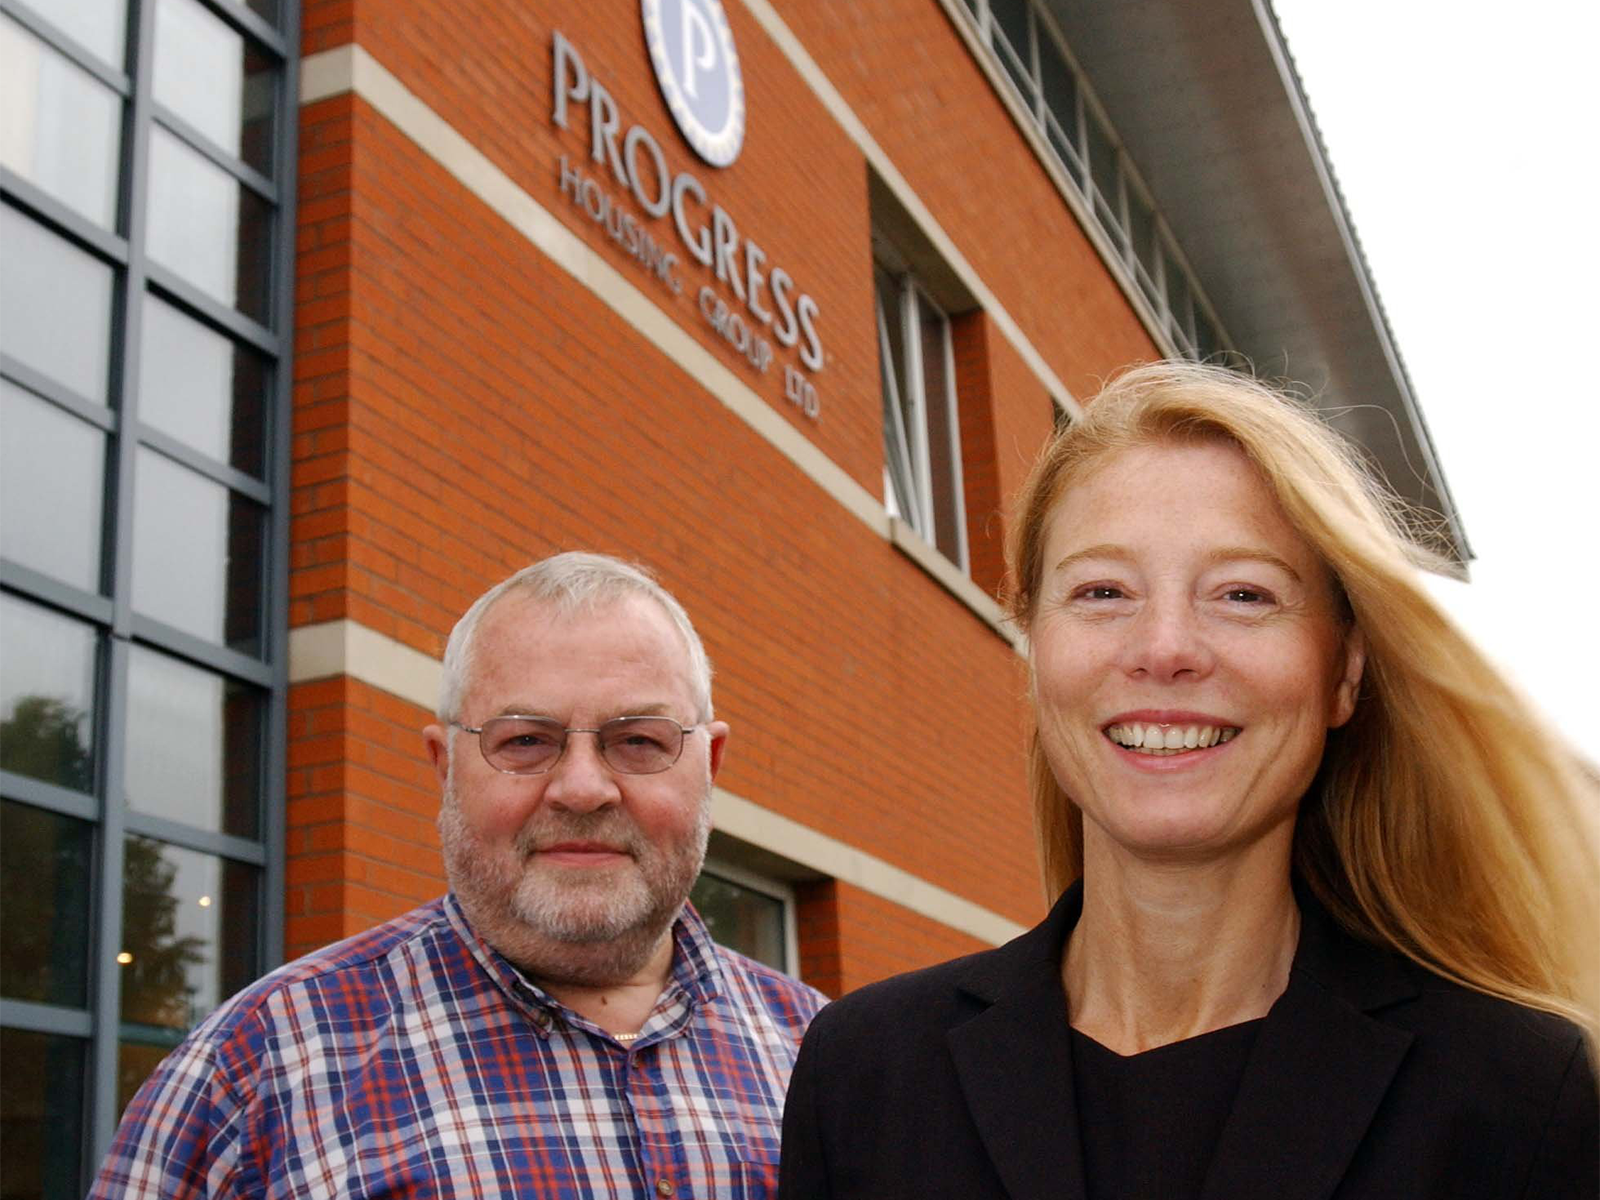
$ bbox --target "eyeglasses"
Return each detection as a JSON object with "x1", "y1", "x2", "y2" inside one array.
[{"x1": 453, "y1": 715, "x2": 700, "y2": 776}]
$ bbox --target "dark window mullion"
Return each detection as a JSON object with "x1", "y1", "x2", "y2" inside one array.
[
  {"x1": 0, "y1": 564, "x2": 115, "y2": 627},
  {"x1": 201, "y1": 0, "x2": 289, "y2": 57},
  {"x1": 0, "y1": 0, "x2": 135, "y2": 92},
  {"x1": 151, "y1": 105, "x2": 277, "y2": 201},
  {"x1": 135, "y1": 424, "x2": 273, "y2": 503},
  {"x1": 0, "y1": 357, "x2": 120, "y2": 433},
  {"x1": 1, "y1": 171, "x2": 132, "y2": 266},
  {"x1": 87, "y1": 0, "x2": 160, "y2": 1167},
  {"x1": 144, "y1": 265, "x2": 282, "y2": 355},
  {"x1": 123, "y1": 810, "x2": 268, "y2": 866},
  {"x1": 127, "y1": 617, "x2": 275, "y2": 687},
  {"x1": 0, "y1": 770, "x2": 99, "y2": 823},
  {"x1": 0, "y1": 997, "x2": 95, "y2": 1038},
  {"x1": 257, "y1": 0, "x2": 298, "y2": 981}
]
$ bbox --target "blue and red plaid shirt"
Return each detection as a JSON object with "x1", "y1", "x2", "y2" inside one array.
[{"x1": 90, "y1": 895, "x2": 826, "y2": 1198}]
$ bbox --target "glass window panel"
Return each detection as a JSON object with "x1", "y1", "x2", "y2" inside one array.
[
  {"x1": 33, "y1": 0, "x2": 127, "y2": 68},
  {"x1": 1044, "y1": 111, "x2": 1083, "y2": 187},
  {"x1": 139, "y1": 296, "x2": 267, "y2": 474},
  {"x1": 0, "y1": 1027, "x2": 85, "y2": 1200},
  {"x1": 119, "y1": 837, "x2": 258, "y2": 1031},
  {"x1": 917, "y1": 290, "x2": 963, "y2": 567},
  {"x1": 988, "y1": 0, "x2": 1034, "y2": 102},
  {"x1": 131, "y1": 448, "x2": 264, "y2": 653},
  {"x1": 874, "y1": 262, "x2": 917, "y2": 527},
  {"x1": 126, "y1": 646, "x2": 261, "y2": 837},
  {"x1": 0, "y1": 16, "x2": 123, "y2": 227},
  {"x1": 989, "y1": 0, "x2": 1032, "y2": 70},
  {"x1": 0, "y1": 595, "x2": 96, "y2": 792},
  {"x1": 145, "y1": 127, "x2": 271, "y2": 320},
  {"x1": 0, "y1": 801, "x2": 92, "y2": 1007},
  {"x1": 1085, "y1": 110, "x2": 1119, "y2": 217},
  {"x1": 0, "y1": 204, "x2": 115, "y2": 404},
  {"x1": 1037, "y1": 30, "x2": 1078, "y2": 152},
  {"x1": 691, "y1": 871, "x2": 786, "y2": 973},
  {"x1": 4, "y1": 382, "x2": 103, "y2": 581},
  {"x1": 1163, "y1": 244, "x2": 1192, "y2": 333},
  {"x1": 153, "y1": 0, "x2": 274, "y2": 174},
  {"x1": 1, "y1": 380, "x2": 106, "y2": 591},
  {"x1": 117, "y1": 1039, "x2": 176, "y2": 1123},
  {"x1": 1126, "y1": 188, "x2": 1159, "y2": 284}
]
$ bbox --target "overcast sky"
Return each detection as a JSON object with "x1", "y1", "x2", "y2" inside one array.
[{"x1": 1270, "y1": 0, "x2": 1598, "y2": 747}]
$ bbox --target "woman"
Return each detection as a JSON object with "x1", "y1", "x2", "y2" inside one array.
[{"x1": 779, "y1": 362, "x2": 1599, "y2": 1199}]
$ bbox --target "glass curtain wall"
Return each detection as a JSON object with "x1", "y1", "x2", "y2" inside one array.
[{"x1": 0, "y1": 0, "x2": 296, "y2": 1192}]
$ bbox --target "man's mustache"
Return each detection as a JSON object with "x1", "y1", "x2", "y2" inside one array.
[{"x1": 513, "y1": 811, "x2": 646, "y2": 859}]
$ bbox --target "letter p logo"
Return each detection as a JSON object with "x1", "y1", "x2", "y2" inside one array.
[
  {"x1": 679, "y1": 2, "x2": 716, "y2": 100},
  {"x1": 643, "y1": 0, "x2": 746, "y2": 167}
]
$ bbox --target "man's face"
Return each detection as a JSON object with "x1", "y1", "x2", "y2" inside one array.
[{"x1": 424, "y1": 593, "x2": 728, "y2": 981}]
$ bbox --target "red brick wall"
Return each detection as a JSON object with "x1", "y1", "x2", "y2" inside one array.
[
  {"x1": 289, "y1": 0, "x2": 1162, "y2": 990},
  {"x1": 798, "y1": 879, "x2": 994, "y2": 998},
  {"x1": 285, "y1": 677, "x2": 440, "y2": 957}
]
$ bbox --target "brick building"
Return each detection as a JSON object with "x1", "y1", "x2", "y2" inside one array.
[{"x1": 0, "y1": 0, "x2": 1464, "y2": 1189}]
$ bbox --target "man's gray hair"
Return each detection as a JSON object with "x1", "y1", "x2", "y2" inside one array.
[{"x1": 436, "y1": 552, "x2": 714, "y2": 724}]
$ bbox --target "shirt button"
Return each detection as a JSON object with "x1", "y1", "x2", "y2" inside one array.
[{"x1": 655, "y1": 1180, "x2": 674, "y2": 1197}]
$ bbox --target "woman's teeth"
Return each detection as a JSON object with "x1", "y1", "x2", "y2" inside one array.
[{"x1": 1104, "y1": 723, "x2": 1239, "y2": 755}]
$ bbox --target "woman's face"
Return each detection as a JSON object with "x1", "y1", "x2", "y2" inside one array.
[{"x1": 1030, "y1": 440, "x2": 1365, "y2": 866}]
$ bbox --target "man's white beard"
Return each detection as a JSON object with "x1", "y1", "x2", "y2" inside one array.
[{"x1": 437, "y1": 772, "x2": 711, "y2": 986}]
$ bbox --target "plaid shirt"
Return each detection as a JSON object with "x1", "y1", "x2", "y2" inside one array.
[{"x1": 90, "y1": 895, "x2": 826, "y2": 1199}]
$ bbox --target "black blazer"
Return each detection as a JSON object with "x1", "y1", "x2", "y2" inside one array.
[{"x1": 779, "y1": 884, "x2": 1597, "y2": 1199}]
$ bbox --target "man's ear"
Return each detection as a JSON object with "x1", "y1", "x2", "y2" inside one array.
[
  {"x1": 1329, "y1": 625, "x2": 1367, "y2": 730},
  {"x1": 422, "y1": 724, "x2": 451, "y2": 787},
  {"x1": 705, "y1": 720, "x2": 730, "y2": 780}
]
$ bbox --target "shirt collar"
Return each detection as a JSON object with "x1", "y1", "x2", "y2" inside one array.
[{"x1": 444, "y1": 893, "x2": 726, "y2": 1038}]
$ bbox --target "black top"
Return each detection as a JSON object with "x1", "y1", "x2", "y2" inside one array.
[
  {"x1": 779, "y1": 881, "x2": 1598, "y2": 1199},
  {"x1": 1070, "y1": 1019, "x2": 1263, "y2": 1200}
]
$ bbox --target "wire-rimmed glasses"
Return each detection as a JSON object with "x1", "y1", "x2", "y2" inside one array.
[{"x1": 453, "y1": 715, "x2": 699, "y2": 775}]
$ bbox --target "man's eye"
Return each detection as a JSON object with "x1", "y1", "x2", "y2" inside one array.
[
  {"x1": 617, "y1": 732, "x2": 669, "y2": 750},
  {"x1": 496, "y1": 727, "x2": 559, "y2": 751}
]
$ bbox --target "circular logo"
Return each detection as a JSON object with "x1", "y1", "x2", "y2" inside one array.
[{"x1": 641, "y1": 0, "x2": 745, "y2": 168}]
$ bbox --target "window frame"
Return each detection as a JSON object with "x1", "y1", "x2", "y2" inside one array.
[
  {"x1": 874, "y1": 259, "x2": 970, "y2": 575},
  {"x1": 695, "y1": 856, "x2": 801, "y2": 978},
  {"x1": 0, "y1": 0, "x2": 297, "y2": 1181}
]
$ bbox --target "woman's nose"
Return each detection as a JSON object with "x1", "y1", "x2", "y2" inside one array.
[{"x1": 1117, "y1": 597, "x2": 1214, "y2": 682}]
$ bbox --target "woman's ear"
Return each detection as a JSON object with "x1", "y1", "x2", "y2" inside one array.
[{"x1": 1330, "y1": 624, "x2": 1367, "y2": 729}]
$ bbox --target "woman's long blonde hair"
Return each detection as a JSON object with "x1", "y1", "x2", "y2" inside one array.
[{"x1": 1007, "y1": 360, "x2": 1600, "y2": 1042}]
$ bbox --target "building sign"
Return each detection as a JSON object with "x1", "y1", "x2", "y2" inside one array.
[
  {"x1": 551, "y1": 29, "x2": 824, "y2": 423},
  {"x1": 641, "y1": 0, "x2": 745, "y2": 168}
]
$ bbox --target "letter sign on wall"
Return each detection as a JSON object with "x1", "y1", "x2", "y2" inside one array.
[{"x1": 641, "y1": 0, "x2": 745, "y2": 168}]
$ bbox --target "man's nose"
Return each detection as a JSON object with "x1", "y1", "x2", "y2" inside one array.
[
  {"x1": 541, "y1": 732, "x2": 623, "y2": 811},
  {"x1": 1117, "y1": 596, "x2": 1215, "y2": 682}
]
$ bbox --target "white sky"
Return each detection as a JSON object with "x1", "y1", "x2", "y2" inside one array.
[{"x1": 1270, "y1": 0, "x2": 1599, "y2": 746}]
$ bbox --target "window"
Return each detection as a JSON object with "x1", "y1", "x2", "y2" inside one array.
[
  {"x1": 690, "y1": 860, "x2": 798, "y2": 975},
  {"x1": 0, "y1": 0, "x2": 295, "y2": 1189},
  {"x1": 958, "y1": 0, "x2": 1230, "y2": 361},
  {"x1": 874, "y1": 259, "x2": 968, "y2": 571}
]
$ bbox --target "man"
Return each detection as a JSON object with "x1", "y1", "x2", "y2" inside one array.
[{"x1": 91, "y1": 552, "x2": 826, "y2": 1198}]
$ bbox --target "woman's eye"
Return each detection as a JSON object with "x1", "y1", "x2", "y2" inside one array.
[
  {"x1": 1076, "y1": 585, "x2": 1125, "y2": 601},
  {"x1": 1223, "y1": 587, "x2": 1270, "y2": 604}
]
